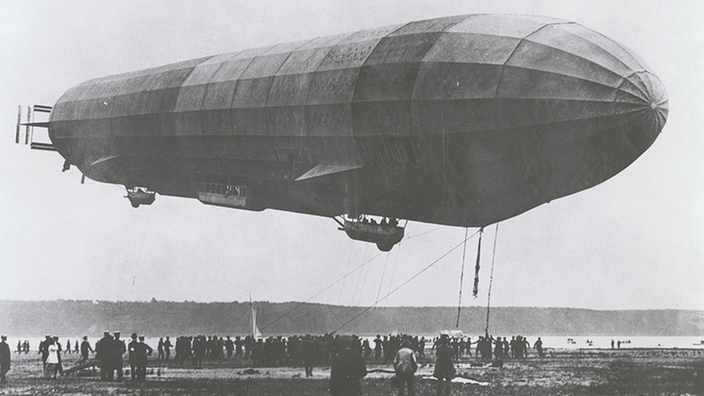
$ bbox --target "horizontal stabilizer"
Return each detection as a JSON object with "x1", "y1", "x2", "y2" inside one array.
[
  {"x1": 30, "y1": 142, "x2": 56, "y2": 151},
  {"x1": 19, "y1": 121, "x2": 50, "y2": 128},
  {"x1": 295, "y1": 164, "x2": 362, "y2": 181},
  {"x1": 89, "y1": 154, "x2": 120, "y2": 166}
]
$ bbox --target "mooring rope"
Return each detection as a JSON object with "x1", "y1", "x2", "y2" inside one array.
[
  {"x1": 331, "y1": 229, "x2": 481, "y2": 334},
  {"x1": 259, "y1": 250, "x2": 382, "y2": 332},
  {"x1": 455, "y1": 227, "x2": 470, "y2": 328},
  {"x1": 485, "y1": 223, "x2": 500, "y2": 334},
  {"x1": 472, "y1": 227, "x2": 484, "y2": 297}
]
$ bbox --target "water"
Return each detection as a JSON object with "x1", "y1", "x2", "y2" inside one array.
[
  {"x1": 7, "y1": 335, "x2": 704, "y2": 354},
  {"x1": 535, "y1": 335, "x2": 704, "y2": 349},
  {"x1": 359, "y1": 335, "x2": 704, "y2": 350}
]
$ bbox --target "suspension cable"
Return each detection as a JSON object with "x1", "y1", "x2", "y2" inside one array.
[
  {"x1": 331, "y1": 229, "x2": 481, "y2": 334},
  {"x1": 384, "y1": 239, "x2": 403, "y2": 307},
  {"x1": 472, "y1": 227, "x2": 484, "y2": 297},
  {"x1": 259, "y1": 250, "x2": 383, "y2": 332},
  {"x1": 455, "y1": 227, "x2": 469, "y2": 328},
  {"x1": 337, "y1": 240, "x2": 355, "y2": 303},
  {"x1": 485, "y1": 223, "x2": 500, "y2": 334},
  {"x1": 376, "y1": 252, "x2": 391, "y2": 303}
]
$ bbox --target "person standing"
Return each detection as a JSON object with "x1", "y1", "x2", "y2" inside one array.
[
  {"x1": 38, "y1": 335, "x2": 52, "y2": 370},
  {"x1": 164, "y1": 337, "x2": 172, "y2": 360},
  {"x1": 234, "y1": 336, "x2": 244, "y2": 358},
  {"x1": 192, "y1": 336, "x2": 205, "y2": 368},
  {"x1": 225, "y1": 336, "x2": 234, "y2": 360},
  {"x1": 128, "y1": 333, "x2": 140, "y2": 381},
  {"x1": 79, "y1": 336, "x2": 94, "y2": 363},
  {"x1": 53, "y1": 337, "x2": 63, "y2": 376},
  {"x1": 301, "y1": 335, "x2": 315, "y2": 377},
  {"x1": 157, "y1": 338, "x2": 165, "y2": 360},
  {"x1": 433, "y1": 334, "x2": 455, "y2": 396},
  {"x1": 45, "y1": 338, "x2": 61, "y2": 379},
  {"x1": 533, "y1": 337, "x2": 544, "y2": 358},
  {"x1": 0, "y1": 335, "x2": 11, "y2": 384},
  {"x1": 329, "y1": 336, "x2": 367, "y2": 396},
  {"x1": 373, "y1": 335, "x2": 382, "y2": 360},
  {"x1": 95, "y1": 331, "x2": 113, "y2": 381},
  {"x1": 393, "y1": 339, "x2": 417, "y2": 396},
  {"x1": 362, "y1": 339, "x2": 372, "y2": 360},
  {"x1": 111, "y1": 331, "x2": 126, "y2": 381},
  {"x1": 128, "y1": 334, "x2": 152, "y2": 381},
  {"x1": 136, "y1": 336, "x2": 153, "y2": 381}
]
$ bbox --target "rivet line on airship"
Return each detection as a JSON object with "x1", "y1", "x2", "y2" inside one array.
[{"x1": 17, "y1": 14, "x2": 668, "y2": 251}]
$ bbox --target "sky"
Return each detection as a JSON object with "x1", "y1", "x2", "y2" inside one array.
[{"x1": 1, "y1": 0, "x2": 703, "y2": 313}]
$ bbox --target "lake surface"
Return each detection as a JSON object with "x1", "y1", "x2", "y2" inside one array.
[{"x1": 7, "y1": 335, "x2": 704, "y2": 354}]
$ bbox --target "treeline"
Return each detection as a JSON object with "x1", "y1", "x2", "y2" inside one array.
[{"x1": 0, "y1": 300, "x2": 702, "y2": 337}]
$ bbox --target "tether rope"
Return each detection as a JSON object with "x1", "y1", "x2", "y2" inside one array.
[
  {"x1": 485, "y1": 223, "x2": 500, "y2": 334},
  {"x1": 259, "y1": 250, "x2": 383, "y2": 332},
  {"x1": 331, "y1": 229, "x2": 481, "y2": 334},
  {"x1": 472, "y1": 228, "x2": 484, "y2": 297},
  {"x1": 376, "y1": 252, "x2": 391, "y2": 303},
  {"x1": 455, "y1": 227, "x2": 470, "y2": 328},
  {"x1": 337, "y1": 241, "x2": 355, "y2": 303}
]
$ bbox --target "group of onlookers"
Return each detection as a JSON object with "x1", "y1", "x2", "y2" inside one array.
[{"x1": 0, "y1": 331, "x2": 544, "y2": 393}]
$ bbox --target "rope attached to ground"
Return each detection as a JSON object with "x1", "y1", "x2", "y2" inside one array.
[
  {"x1": 485, "y1": 223, "x2": 500, "y2": 334},
  {"x1": 455, "y1": 227, "x2": 469, "y2": 328},
  {"x1": 331, "y1": 229, "x2": 481, "y2": 334}
]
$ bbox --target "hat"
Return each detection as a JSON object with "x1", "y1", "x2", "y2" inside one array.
[
  {"x1": 113, "y1": 331, "x2": 121, "y2": 335},
  {"x1": 1, "y1": 335, "x2": 6, "y2": 341},
  {"x1": 138, "y1": 335, "x2": 145, "y2": 341},
  {"x1": 103, "y1": 330, "x2": 110, "y2": 335}
]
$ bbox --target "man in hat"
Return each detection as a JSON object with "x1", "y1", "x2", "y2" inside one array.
[
  {"x1": 393, "y1": 339, "x2": 418, "y2": 396},
  {"x1": 79, "y1": 336, "x2": 94, "y2": 363},
  {"x1": 135, "y1": 336, "x2": 153, "y2": 381},
  {"x1": 38, "y1": 335, "x2": 52, "y2": 370},
  {"x1": 128, "y1": 333, "x2": 140, "y2": 381},
  {"x1": 433, "y1": 334, "x2": 455, "y2": 396},
  {"x1": 329, "y1": 335, "x2": 367, "y2": 396},
  {"x1": 301, "y1": 334, "x2": 315, "y2": 377},
  {"x1": 95, "y1": 331, "x2": 114, "y2": 381},
  {"x1": 0, "y1": 335, "x2": 10, "y2": 383},
  {"x1": 111, "y1": 331, "x2": 126, "y2": 381}
]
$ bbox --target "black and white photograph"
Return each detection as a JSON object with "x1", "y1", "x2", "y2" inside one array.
[{"x1": 1, "y1": 0, "x2": 702, "y2": 394}]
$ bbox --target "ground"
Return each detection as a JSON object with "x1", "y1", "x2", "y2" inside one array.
[{"x1": 1, "y1": 348, "x2": 703, "y2": 395}]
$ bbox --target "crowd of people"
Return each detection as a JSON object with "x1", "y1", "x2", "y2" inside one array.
[
  {"x1": 438, "y1": 334, "x2": 544, "y2": 361},
  {"x1": 0, "y1": 330, "x2": 545, "y2": 393}
]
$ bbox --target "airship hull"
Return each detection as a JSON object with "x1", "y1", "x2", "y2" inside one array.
[{"x1": 48, "y1": 14, "x2": 668, "y2": 227}]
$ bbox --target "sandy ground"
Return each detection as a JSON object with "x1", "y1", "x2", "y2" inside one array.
[{"x1": 1, "y1": 348, "x2": 703, "y2": 395}]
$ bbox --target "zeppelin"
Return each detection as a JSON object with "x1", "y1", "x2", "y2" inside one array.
[{"x1": 41, "y1": 14, "x2": 668, "y2": 250}]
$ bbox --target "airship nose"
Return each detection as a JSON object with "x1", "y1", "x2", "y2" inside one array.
[
  {"x1": 642, "y1": 71, "x2": 669, "y2": 132},
  {"x1": 620, "y1": 70, "x2": 669, "y2": 138}
]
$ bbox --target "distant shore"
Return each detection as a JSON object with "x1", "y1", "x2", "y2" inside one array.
[{"x1": 2, "y1": 300, "x2": 703, "y2": 337}]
